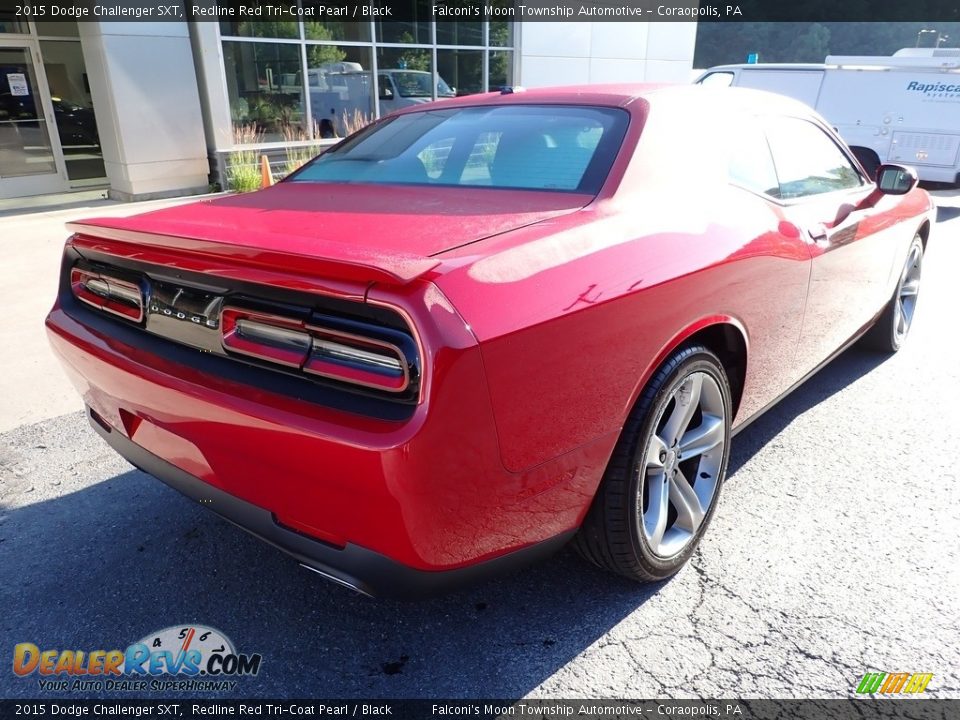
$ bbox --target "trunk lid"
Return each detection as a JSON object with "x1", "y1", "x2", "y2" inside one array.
[{"x1": 70, "y1": 183, "x2": 589, "y2": 285}]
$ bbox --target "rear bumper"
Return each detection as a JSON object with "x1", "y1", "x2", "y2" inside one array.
[
  {"x1": 47, "y1": 296, "x2": 607, "y2": 592},
  {"x1": 90, "y1": 409, "x2": 573, "y2": 599}
]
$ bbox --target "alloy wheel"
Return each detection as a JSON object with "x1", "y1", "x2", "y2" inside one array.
[
  {"x1": 894, "y1": 243, "x2": 923, "y2": 343},
  {"x1": 637, "y1": 372, "x2": 727, "y2": 559}
]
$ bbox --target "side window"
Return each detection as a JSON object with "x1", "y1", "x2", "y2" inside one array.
[
  {"x1": 727, "y1": 124, "x2": 780, "y2": 198},
  {"x1": 378, "y1": 74, "x2": 393, "y2": 100},
  {"x1": 765, "y1": 118, "x2": 863, "y2": 200}
]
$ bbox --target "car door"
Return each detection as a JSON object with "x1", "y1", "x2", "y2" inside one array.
[
  {"x1": 764, "y1": 116, "x2": 895, "y2": 378},
  {"x1": 719, "y1": 116, "x2": 814, "y2": 419},
  {"x1": 378, "y1": 73, "x2": 399, "y2": 114}
]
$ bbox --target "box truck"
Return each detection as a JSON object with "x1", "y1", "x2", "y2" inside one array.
[{"x1": 696, "y1": 49, "x2": 960, "y2": 183}]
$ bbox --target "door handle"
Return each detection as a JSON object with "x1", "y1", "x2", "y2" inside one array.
[{"x1": 807, "y1": 224, "x2": 829, "y2": 243}]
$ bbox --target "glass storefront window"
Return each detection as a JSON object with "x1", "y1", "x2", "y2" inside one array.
[
  {"x1": 306, "y1": 45, "x2": 373, "y2": 137},
  {"x1": 489, "y1": 19, "x2": 514, "y2": 47},
  {"x1": 437, "y1": 49, "x2": 483, "y2": 97},
  {"x1": 376, "y1": 45, "x2": 432, "y2": 75},
  {"x1": 220, "y1": 21, "x2": 299, "y2": 39},
  {"x1": 304, "y1": 21, "x2": 370, "y2": 43},
  {"x1": 0, "y1": 0, "x2": 28, "y2": 33},
  {"x1": 436, "y1": 22, "x2": 483, "y2": 46},
  {"x1": 220, "y1": 19, "x2": 517, "y2": 142},
  {"x1": 0, "y1": 47, "x2": 57, "y2": 177},
  {"x1": 40, "y1": 39, "x2": 105, "y2": 181},
  {"x1": 376, "y1": 0, "x2": 432, "y2": 44},
  {"x1": 223, "y1": 41, "x2": 305, "y2": 142},
  {"x1": 375, "y1": 46, "x2": 450, "y2": 115},
  {"x1": 489, "y1": 50, "x2": 514, "y2": 90}
]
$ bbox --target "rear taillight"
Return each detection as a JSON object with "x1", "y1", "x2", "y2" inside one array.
[
  {"x1": 70, "y1": 267, "x2": 144, "y2": 323},
  {"x1": 221, "y1": 307, "x2": 412, "y2": 393}
]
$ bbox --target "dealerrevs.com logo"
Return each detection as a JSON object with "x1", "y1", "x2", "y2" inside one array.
[{"x1": 12, "y1": 625, "x2": 262, "y2": 692}]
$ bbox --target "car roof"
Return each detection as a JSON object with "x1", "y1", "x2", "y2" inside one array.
[
  {"x1": 390, "y1": 83, "x2": 819, "y2": 121},
  {"x1": 392, "y1": 83, "x2": 668, "y2": 112}
]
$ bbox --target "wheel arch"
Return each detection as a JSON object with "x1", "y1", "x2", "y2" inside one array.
[
  {"x1": 917, "y1": 219, "x2": 930, "y2": 251},
  {"x1": 687, "y1": 323, "x2": 748, "y2": 419},
  {"x1": 630, "y1": 317, "x2": 749, "y2": 423},
  {"x1": 575, "y1": 316, "x2": 746, "y2": 582}
]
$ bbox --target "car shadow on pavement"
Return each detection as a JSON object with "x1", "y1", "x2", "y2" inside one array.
[
  {"x1": 727, "y1": 346, "x2": 888, "y2": 477},
  {"x1": 0, "y1": 457, "x2": 662, "y2": 699},
  {"x1": 0, "y1": 347, "x2": 888, "y2": 700},
  {"x1": 936, "y1": 205, "x2": 960, "y2": 222}
]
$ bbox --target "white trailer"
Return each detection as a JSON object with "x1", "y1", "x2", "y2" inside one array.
[{"x1": 696, "y1": 49, "x2": 960, "y2": 183}]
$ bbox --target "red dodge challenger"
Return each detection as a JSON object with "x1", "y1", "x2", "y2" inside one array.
[{"x1": 46, "y1": 85, "x2": 933, "y2": 597}]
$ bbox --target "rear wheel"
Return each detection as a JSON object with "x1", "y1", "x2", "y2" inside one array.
[
  {"x1": 862, "y1": 236, "x2": 923, "y2": 353},
  {"x1": 573, "y1": 345, "x2": 732, "y2": 582}
]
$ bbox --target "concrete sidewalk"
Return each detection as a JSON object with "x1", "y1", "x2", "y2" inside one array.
[{"x1": 0, "y1": 194, "x2": 219, "y2": 433}]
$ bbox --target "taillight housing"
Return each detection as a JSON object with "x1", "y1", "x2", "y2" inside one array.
[
  {"x1": 221, "y1": 306, "x2": 415, "y2": 394},
  {"x1": 70, "y1": 267, "x2": 144, "y2": 323},
  {"x1": 64, "y1": 256, "x2": 419, "y2": 402}
]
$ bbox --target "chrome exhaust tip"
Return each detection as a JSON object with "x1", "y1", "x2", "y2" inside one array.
[{"x1": 299, "y1": 563, "x2": 373, "y2": 597}]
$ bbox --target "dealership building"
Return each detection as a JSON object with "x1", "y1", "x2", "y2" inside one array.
[{"x1": 0, "y1": 10, "x2": 696, "y2": 201}]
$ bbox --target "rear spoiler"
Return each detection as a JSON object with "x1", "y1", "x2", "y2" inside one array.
[{"x1": 66, "y1": 219, "x2": 440, "y2": 286}]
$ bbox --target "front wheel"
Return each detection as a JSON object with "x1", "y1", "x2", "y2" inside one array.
[
  {"x1": 862, "y1": 236, "x2": 924, "y2": 353},
  {"x1": 573, "y1": 345, "x2": 732, "y2": 582}
]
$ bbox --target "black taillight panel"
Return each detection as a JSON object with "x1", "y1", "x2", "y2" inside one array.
[
  {"x1": 219, "y1": 307, "x2": 419, "y2": 395},
  {"x1": 70, "y1": 264, "x2": 146, "y2": 323},
  {"x1": 61, "y1": 252, "x2": 422, "y2": 406}
]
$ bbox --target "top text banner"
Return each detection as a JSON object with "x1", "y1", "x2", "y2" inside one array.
[{"x1": 10, "y1": 0, "x2": 960, "y2": 23}]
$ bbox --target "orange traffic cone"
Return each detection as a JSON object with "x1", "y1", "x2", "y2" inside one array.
[{"x1": 260, "y1": 155, "x2": 273, "y2": 188}]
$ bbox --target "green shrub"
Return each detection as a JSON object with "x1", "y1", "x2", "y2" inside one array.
[{"x1": 226, "y1": 125, "x2": 263, "y2": 193}]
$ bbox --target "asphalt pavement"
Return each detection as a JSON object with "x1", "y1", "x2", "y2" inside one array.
[{"x1": 0, "y1": 193, "x2": 958, "y2": 700}]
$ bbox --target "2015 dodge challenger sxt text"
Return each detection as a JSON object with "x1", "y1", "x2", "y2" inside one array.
[{"x1": 46, "y1": 85, "x2": 933, "y2": 597}]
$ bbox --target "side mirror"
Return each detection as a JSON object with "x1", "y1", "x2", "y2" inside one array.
[
  {"x1": 875, "y1": 164, "x2": 918, "y2": 195},
  {"x1": 379, "y1": 86, "x2": 393, "y2": 100},
  {"x1": 853, "y1": 163, "x2": 920, "y2": 215}
]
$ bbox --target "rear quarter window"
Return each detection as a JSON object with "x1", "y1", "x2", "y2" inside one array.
[{"x1": 726, "y1": 122, "x2": 780, "y2": 198}]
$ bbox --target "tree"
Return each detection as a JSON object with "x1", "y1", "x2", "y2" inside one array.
[
  {"x1": 307, "y1": 44, "x2": 347, "y2": 69},
  {"x1": 396, "y1": 31, "x2": 430, "y2": 71},
  {"x1": 488, "y1": 22, "x2": 512, "y2": 89},
  {"x1": 304, "y1": 24, "x2": 347, "y2": 69}
]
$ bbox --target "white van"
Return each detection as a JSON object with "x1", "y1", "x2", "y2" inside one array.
[
  {"x1": 376, "y1": 69, "x2": 456, "y2": 113},
  {"x1": 696, "y1": 49, "x2": 960, "y2": 183},
  {"x1": 307, "y1": 66, "x2": 456, "y2": 134}
]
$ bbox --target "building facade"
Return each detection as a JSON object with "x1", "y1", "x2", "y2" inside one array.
[{"x1": 0, "y1": 8, "x2": 696, "y2": 201}]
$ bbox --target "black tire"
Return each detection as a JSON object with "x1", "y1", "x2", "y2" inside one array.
[
  {"x1": 573, "y1": 345, "x2": 733, "y2": 582},
  {"x1": 862, "y1": 236, "x2": 924, "y2": 353}
]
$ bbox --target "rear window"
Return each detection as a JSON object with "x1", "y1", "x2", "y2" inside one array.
[{"x1": 291, "y1": 105, "x2": 629, "y2": 194}]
